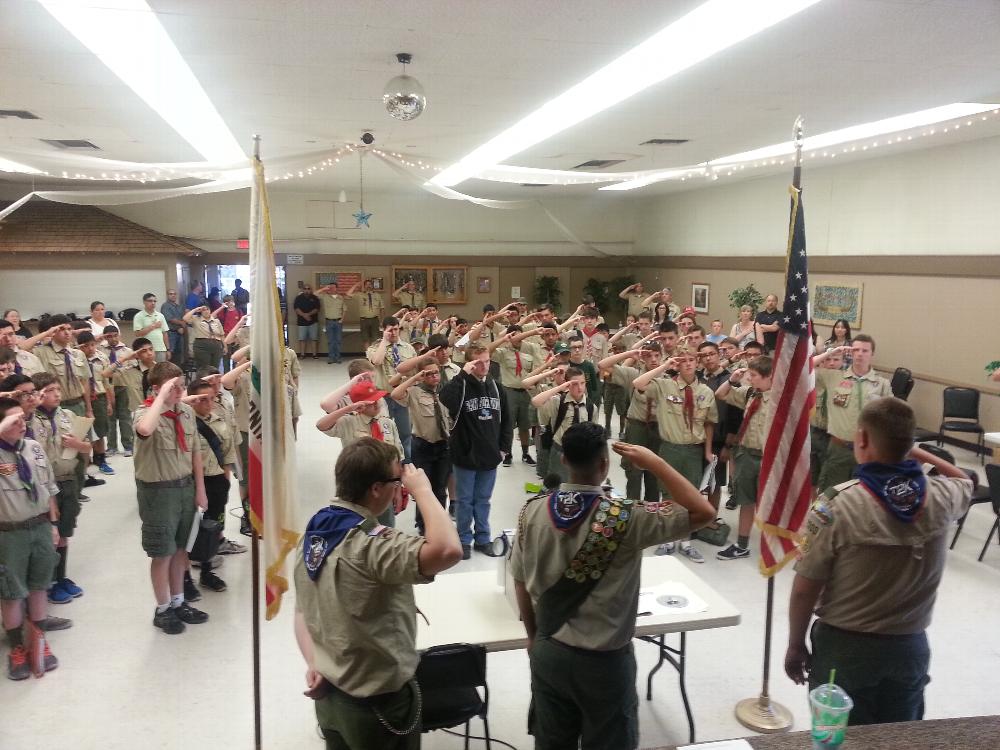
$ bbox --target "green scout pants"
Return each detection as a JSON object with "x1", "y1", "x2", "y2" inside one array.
[
  {"x1": 55, "y1": 478, "x2": 81, "y2": 539},
  {"x1": 818, "y1": 439, "x2": 857, "y2": 496},
  {"x1": 658, "y1": 441, "x2": 704, "y2": 498},
  {"x1": 92, "y1": 393, "x2": 109, "y2": 439},
  {"x1": 108, "y1": 385, "x2": 134, "y2": 452},
  {"x1": 809, "y1": 425, "x2": 829, "y2": 488},
  {"x1": 622, "y1": 419, "x2": 661, "y2": 503},
  {"x1": 315, "y1": 681, "x2": 420, "y2": 750},
  {"x1": 529, "y1": 638, "x2": 638, "y2": 750},
  {"x1": 603, "y1": 382, "x2": 628, "y2": 431}
]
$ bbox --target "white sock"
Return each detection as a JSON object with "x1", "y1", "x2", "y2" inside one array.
[
  {"x1": 156, "y1": 601, "x2": 170, "y2": 614},
  {"x1": 679, "y1": 540, "x2": 691, "y2": 549},
  {"x1": 170, "y1": 593, "x2": 184, "y2": 608}
]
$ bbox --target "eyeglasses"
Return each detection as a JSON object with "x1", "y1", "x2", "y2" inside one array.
[
  {"x1": 380, "y1": 476, "x2": 403, "y2": 487},
  {"x1": 16, "y1": 391, "x2": 39, "y2": 400}
]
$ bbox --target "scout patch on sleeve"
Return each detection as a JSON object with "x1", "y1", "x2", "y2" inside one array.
[
  {"x1": 304, "y1": 534, "x2": 328, "y2": 576},
  {"x1": 809, "y1": 499, "x2": 834, "y2": 527},
  {"x1": 0, "y1": 463, "x2": 16, "y2": 476},
  {"x1": 31, "y1": 444, "x2": 48, "y2": 468},
  {"x1": 367, "y1": 524, "x2": 392, "y2": 538}
]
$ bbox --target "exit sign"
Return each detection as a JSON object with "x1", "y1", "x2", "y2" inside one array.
[{"x1": 236, "y1": 238, "x2": 249, "y2": 250}]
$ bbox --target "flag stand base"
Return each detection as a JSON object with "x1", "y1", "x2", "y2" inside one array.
[{"x1": 735, "y1": 693, "x2": 793, "y2": 733}]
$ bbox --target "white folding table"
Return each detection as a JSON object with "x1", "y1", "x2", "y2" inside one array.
[{"x1": 415, "y1": 555, "x2": 741, "y2": 743}]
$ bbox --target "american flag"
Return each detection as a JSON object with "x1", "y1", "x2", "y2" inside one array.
[{"x1": 755, "y1": 183, "x2": 815, "y2": 576}]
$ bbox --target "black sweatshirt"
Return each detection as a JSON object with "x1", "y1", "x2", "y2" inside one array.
[{"x1": 440, "y1": 370, "x2": 512, "y2": 471}]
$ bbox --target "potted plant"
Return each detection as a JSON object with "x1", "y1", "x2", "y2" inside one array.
[
  {"x1": 728, "y1": 283, "x2": 765, "y2": 315},
  {"x1": 534, "y1": 275, "x2": 562, "y2": 312}
]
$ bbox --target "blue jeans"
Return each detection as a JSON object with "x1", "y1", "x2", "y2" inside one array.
[
  {"x1": 325, "y1": 319, "x2": 343, "y2": 363},
  {"x1": 385, "y1": 396, "x2": 412, "y2": 463},
  {"x1": 453, "y1": 466, "x2": 496, "y2": 547}
]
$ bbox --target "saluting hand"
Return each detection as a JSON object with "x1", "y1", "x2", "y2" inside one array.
[
  {"x1": 611, "y1": 442, "x2": 660, "y2": 470},
  {"x1": 401, "y1": 463, "x2": 433, "y2": 496}
]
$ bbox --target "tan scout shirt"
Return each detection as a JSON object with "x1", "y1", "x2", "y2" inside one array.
[
  {"x1": 401, "y1": 386, "x2": 450, "y2": 443},
  {"x1": 191, "y1": 316, "x2": 225, "y2": 341},
  {"x1": 811, "y1": 383, "x2": 829, "y2": 430},
  {"x1": 132, "y1": 403, "x2": 196, "y2": 482},
  {"x1": 320, "y1": 293, "x2": 346, "y2": 320},
  {"x1": 0, "y1": 438, "x2": 58, "y2": 523},
  {"x1": 796, "y1": 475, "x2": 972, "y2": 634},
  {"x1": 625, "y1": 292, "x2": 648, "y2": 318},
  {"x1": 36, "y1": 342, "x2": 88, "y2": 400},
  {"x1": 510, "y1": 483, "x2": 690, "y2": 650},
  {"x1": 106, "y1": 344, "x2": 136, "y2": 389},
  {"x1": 14, "y1": 349, "x2": 44, "y2": 377},
  {"x1": 294, "y1": 499, "x2": 431, "y2": 697},
  {"x1": 647, "y1": 377, "x2": 718, "y2": 444},
  {"x1": 816, "y1": 367, "x2": 891, "y2": 441},
  {"x1": 538, "y1": 395, "x2": 591, "y2": 447},
  {"x1": 492, "y1": 344, "x2": 540, "y2": 390},
  {"x1": 30, "y1": 407, "x2": 80, "y2": 481},
  {"x1": 87, "y1": 350, "x2": 110, "y2": 396},
  {"x1": 724, "y1": 385, "x2": 770, "y2": 451},
  {"x1": 357, "y1": 290, "x2": 385, "y2": 319},
  {"x1": 366, "y1": 341, "x2": 417, "y2": 391},
  {"x1": 396, "y1": 290, "x2": 425, "y2": 310},
  {"x1": 325, "y1": 414, "x2": 403, "y2": 459},
  {"x1": 196, "y1": 410, "x2": 236, "y2": 477},
  {"x1": 613, "y1": 364, "x2": 658, "y2": 423},
  {"x1": 228, "y1": 370, "x2": 251, "y2": 434}
]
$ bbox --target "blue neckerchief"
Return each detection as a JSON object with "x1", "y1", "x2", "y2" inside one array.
[
  {"x1": 548, "y1": 489, "x2": 603, "y2": 532},
  {"x1": 302, "y1": 505, "x2": 364, "y2": 581},
  {"x1": 854, "y1": 459, "x2": 927, "y2": 523},
  {"x1": 0, "y1": 439, "x2": 31, "y2": 487}
]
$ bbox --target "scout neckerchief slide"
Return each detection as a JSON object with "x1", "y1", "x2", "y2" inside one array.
[
  {"x1": 535, "y1": 489, "x2": 635, "y2": 639},
  {"x1": 854, "y1": 459, "x2": 927, "y2": 523}
]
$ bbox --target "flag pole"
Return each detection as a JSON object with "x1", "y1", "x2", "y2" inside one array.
[
  {"x1": 734, "y1": 116, "x2": 804, "y2": 734},
  {"x1": 250, "y1": 133, "x2": 264, "y2": 750}
]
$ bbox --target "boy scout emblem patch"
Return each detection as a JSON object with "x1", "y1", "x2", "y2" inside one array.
[
  {"x1": 0, "y1": 463, "x2": 16, "y2": 476},
  {"x1": 810, "y1": 500, "x2": 834, "y2": 527},
  {"x1": 304, "y1": 535, "x2": 327, "y2": 575},
  {"x1": 549, "y1": 490, "x2": 601, "y2": 532}
]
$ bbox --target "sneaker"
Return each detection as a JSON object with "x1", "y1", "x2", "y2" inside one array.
[
  {"x1": 42, "y1": 641, "x2": 58, "y2": 673},
  {"x1": 7, "y1": 645, "x2": 30, "y2": 680},
  {"x1": 78, "y1": 494, "x2": 90, "y2": 503},
  {"x1": 48, "y1": 581, "x2": 73, "y2": 605},
  {"x1": 106, "y1": 449, "x2": 118, "y2": 457},
  {"x1": 192, "y1": 555, "x2": 224, "y2": 571},
  {"x1": 655, "y1": 542, "x2": 676, "y2": 556},
  {"x1": 199, "y1": 570, "x2": 227, "y2": 592},
  {"x1": 717, "y1": 544, "x2": 750, "y2": 561},
  {"x1": 183, "y1": 574, "x2": 201, "y2": 602},
  {"x1": 39, "y1": 616, "x2": 73, "y2": 632},
  {"x1": 522, "y1": 453, "x2": 536, "y2": 466},
  {"x1": 98, "y1": 462, "x2": 115, "y2": 475},
  {"x1": 618, "y1": 431, "x2": 626, "y2": 441},
  {"x1": 173, "y1": 602, "x2": 209, "y2": 625},
  {"x1": 461, "y1": 545, "x2": 471, "y2": 560},
  {"x1": 502, "y1": 455, "x2": 512, "y2": 467},
  {"x1": 725, "y1": 497, "x2": 738, "y2": 511},
  {"x1": 59, "y1": 578, "x2": 83, "y2": 598},
  {"x1": 123, "y1": 449, "x2": 133, "y2": 457},
  {"x1": 680, "y1": 544, "x2": 705, "y2": 563},
  {"x1": 474, "y1": 543, "x2": 501, "y2": 558},
  {"x1": 83, "y1": 475, "x2": 106, "y2": 487},
  {"x1": 218, "y1": 538, "x2": 247, "y2": 555},
  {"x1": 240, "y1": 515, "x2": 253, "y2": 537},
  {"x1": 152, "y1": 607, "x2": 185, "y2": 635}
]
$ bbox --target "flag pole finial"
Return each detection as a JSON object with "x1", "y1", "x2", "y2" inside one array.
[
  {"x1": 252, "y1": 134, "x2": 261, "y2": 160},
  {"x1": 792, "y1": 117, "x2": 804, "y2": 167}
]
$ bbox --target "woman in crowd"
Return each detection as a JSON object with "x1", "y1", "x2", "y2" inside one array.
[
  {"x1": 652, "y1": 301, "x2": 670, "y2": 325},
  {"x1": 3, "y1": 309, "x2": 31, "y2": 340},
  {"x1": 823, "y1": 318, "x2": 852, "y2": 368},
  {"x1": 88, "y1": 301, "x2": 119, "y2": 342},
  {"x1": 730, "y1": 305, "x2": 757, "y2": 348}
]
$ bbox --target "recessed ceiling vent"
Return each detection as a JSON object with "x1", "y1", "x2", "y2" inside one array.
[
  {"x1": 0, "y1": 110, "x2": 40, "y2": 119},
  {"x1": 640, "y1": 138, "x2": 689, "y2": 146},
  {"x1": 520, "y1": 183, "x2": 550, "y2": 187},
  {"x1": 40, "y1": 139, "x2": 100, "y2": 150},
  {"x1": 572, "y1": 159, "x2": 625, "y2": 169}
]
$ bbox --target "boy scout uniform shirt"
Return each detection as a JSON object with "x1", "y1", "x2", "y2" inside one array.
[
  {"x1": 796, "y1": 475, "x2": 972, "y2": 635},
  {"x1": 538, "y1": 395, "x2": 589, "y2": 447},
  {"x1": 325, "y1": 413, "x2": 404, "y2": 459},
  {"x1": 396, "y1": 290, "x2": 425, "y2": 309},
  {"x1": 197, "y1": 411, "x2": 236, "y2": 477},
  {"x1": 402, "y1": 386, "x2": 450, "y2": 443},
  {"x1": 14, "y1": 349, "x2": 44, "y2": 377},
  {"x1": 612, "y1": 364, "x2": 656, "y2": 423},
  {"x1": 30, "y1": 408, "x2": 80, "y2": 480},
  {"x1": 647, "y1": 378, "x2": 718, "y2": 444},
  {"x1": 816, "y1": 368, "x2": 891, "y2": 441},
  {"x1": 366, "y1": 341, "x2": 417, "y2": 391},
  {"x1": 106, "y1": 344, "x2": 136, "y2": 388},
  {"x1": 0, "y1": 438, "x2": 58, "y2": 523},
  {"x1": 625, "y1": 292, "x2": 648, "y2": 318},
  {"x1": 293, "y1": 498, "x2": 432, "y2": 697},
  {"x1": 510, "y1": 484, "x2": 691, "y2": 650},
  {"x1": 357, "y1": 291, "x2": 385, "y2": 319},
  {"x1": 36, "y1": 342, "x2": 88, "y2": 400},
  {"x1": 191, "y1": 316, "x2": 224, "y2": 341},
  {"x1": 724, "y1": 385, "x2": 770, "y2": 451},
  {"x1": 228, "y1": 371, "x2": 251, "y2": 433},
  {"x1": 87, "y1": 350, "x2": 110, "y2": 396},
  {"x1": 320, "y1": 293, "x2": 346, "y2": 320},
  {"x1": 492, "y1": 344, "x2": 539, "y2": 390},
  {"x1": 132, "y1": 403, "x2": 196, "y2": 482}
]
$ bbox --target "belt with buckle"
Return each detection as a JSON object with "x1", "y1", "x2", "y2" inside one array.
[
  {"x1": 0, "y1": 513, "x2": 50, "y2": 532},
  {"x1": 137, "y1": 476, "x2": 194, "y2": 490},
  {"x1": 326, "y1": 318, "x2": 342, "y2": 321}
]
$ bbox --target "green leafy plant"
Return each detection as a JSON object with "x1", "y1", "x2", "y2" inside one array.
[
  {"x1": 986, "y1": 360, "x2": 1000, "y2": 375},
  {"x1": 534, "y1": 275, "x2": 562, "y2": 312},
  {"x1": 728, "y1": 283, "x2": 765, "y2": 314},
  {"x1": 596, "y1": 275, "x2": 637, "y2": 325}
]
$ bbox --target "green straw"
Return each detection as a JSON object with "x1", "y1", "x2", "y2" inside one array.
[{"x1": 829, "y1": 668, "x2": 836, "y2": 686}]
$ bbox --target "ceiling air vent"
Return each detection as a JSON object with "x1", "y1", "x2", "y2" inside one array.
[
  {"x1": 0, "y1": 110, "x2": 40, "y2": 119},
  {"x1": 572, "y1": 159, "x2": 625, "y2": 169},
  {"x1": 520, "y1": 183, "x2": 550, "y2": 187},
  {"x1": 40, "y1": 139, "x2": 100, "y2": 150},
  {"x1": 640, "y1": 138, "x2": 689, "y2": 145}
]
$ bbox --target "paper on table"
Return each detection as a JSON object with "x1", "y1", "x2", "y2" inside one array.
[
  {"x1": 678, "y1": 740, "x2": 753, "y2": 750},
  {"x1": 59, "y1": 415, "x2": 94, "y2": 460},
  {"x1": 637, "y1": 581, "x2": 708, "y2": 616}
]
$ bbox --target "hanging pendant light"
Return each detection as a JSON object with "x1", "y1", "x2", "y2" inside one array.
[{"x1": 383, "y1": 53, "x2": 426, "y2": 121}]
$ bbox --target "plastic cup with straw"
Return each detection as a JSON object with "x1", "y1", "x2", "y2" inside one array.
[{"x1": 809, "y1": 669, "x2": 853, "y2": 750}]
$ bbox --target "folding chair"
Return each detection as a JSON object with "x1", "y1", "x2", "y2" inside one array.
[
  {"x1": 416, "y1": 643, "x2": 491, "y2": 749},
  {"x1": 938, "y1": 387, "x2": 985, "y2": 464}
]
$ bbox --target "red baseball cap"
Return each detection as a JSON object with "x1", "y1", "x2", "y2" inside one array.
[
  {"x1": 682, "y1": 306, "x2": 697, "y2": 316},
  {"x1": 349, "y1": 381, "x2": 387, "y2": 404}
]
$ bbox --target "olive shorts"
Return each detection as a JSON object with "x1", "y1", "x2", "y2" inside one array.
[
  {"x1": 0, "y1": 523, "x2": 59, "y2": 600},
  {"x1": 136, "y1": 478, "x2": 196, "y2": 558},
  {"x1": 730, "y1": 447, "x2": 762, "y2": 507},
  {"x1": 657, "y1": 441, "x2": 705, "y2": 498},
  {"x1": 818, "y1": 439, "x2": 857, "y2": 496}
]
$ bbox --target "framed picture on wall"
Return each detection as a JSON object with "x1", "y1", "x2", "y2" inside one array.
[
  {"x1": 431, "y1": 266, "x2": 468, "y2": 304},
  {"x1": 392, "y1": 266, "x2": 429, "y2": 296},
  {"x1": 371, "y1": 277, "x2": 384, "y2": 291},
  {"x1": 477, "y1": 276, "x2": 491, "y2": 294},
  {"x1": 812, "y1": 282, "x2": 864, "y2": 328},
  {"x1": 315, "y1": 271, "x2": 362, "y2": 294},
  {"x1": 691, "y1": 282, "x2": 710, "y2": 314}
]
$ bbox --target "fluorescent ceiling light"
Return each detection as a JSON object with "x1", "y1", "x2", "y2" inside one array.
[
  {"x1": 0, "y1": 157, "x2": 44, "y2": 174},
  {"x1": 431, "y1": 0, "x2": 823, "y2": 187},
  {"x1": 36, "y1": 0, "x2": 244, "y2": 163},
  {"x1": 601, "y1": 102, "x2": 998, "y2": 191}
]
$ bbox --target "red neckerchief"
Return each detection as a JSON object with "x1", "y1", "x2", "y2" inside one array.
[{"x1": 143, "y1": 397, "x2": 188, "y2": 451}]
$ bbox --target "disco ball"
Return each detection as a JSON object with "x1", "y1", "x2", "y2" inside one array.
[{"x1": 383, "y1": 74, "x2": 426, "y2": 121}]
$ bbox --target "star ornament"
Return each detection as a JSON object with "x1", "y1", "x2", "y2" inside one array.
[{"x1": 353, "y1": 209, "x2": 373, "y2": 228}]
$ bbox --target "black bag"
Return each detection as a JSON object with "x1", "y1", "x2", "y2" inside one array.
[{"x1": 189, "y1": 518, "x2": 224, "y2": 562}]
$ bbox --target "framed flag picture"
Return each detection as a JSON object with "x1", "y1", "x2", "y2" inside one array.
[
  {"x1": 691, "y1": 282, "x2": 710, "y2": 314},
  {"x1": 392, "y1": 266, "x2": 429, "y2": 296},
  {"x1": 431, "y1": 266, "x2": 468, "y2": 304},
  {"x1": 812, "y1": 282, "x2": 863, "y2": 327}
]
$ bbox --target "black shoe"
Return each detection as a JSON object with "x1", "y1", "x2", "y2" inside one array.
[
  {"x1": 461, "y1": 545, "x2": 471, "y2": 560},
  {"x1": 725, "y1": 497, "x2": 737, "y2": 510},
  {"x1": 173, "y1": 602, "x2": 209, "y2": 625},
  {"x1": 153, "y1": 607, "x2": 185, "y2": 635},
  {"x1": 84, "y1": 475, "x2": 106, "y2": 487},
  {"x1": 183, "y1": 573, "x2": 201, "y2": 602},
  {"x1": 200, "y1": 571, "x2": 227, "y2": 593},
  {"x1": 522, "y1": 453, "x2": 536, "y2": 466},
  {"x1": 240, "y1": 515, "x2": 253, "y2": 538},
  {"x1": 474, "y1": 543, "x2": 501, "y2": 558},
  {"x1": 502, "y1": 455, "x2": 512, "y2": 467}
]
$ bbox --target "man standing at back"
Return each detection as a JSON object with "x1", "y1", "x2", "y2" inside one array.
[
  {"x1": 231, "y1": 279, "x2": 250, "y2": 314},
  {"x1": 160, "y1": 289, "x2": 186, "y2": 364},
  {"x1": 133, "y1": 293, "x2": 170, "y2": 363},
  {"x1": 512, "y1": 424, "x2": 714, "y2": 749}
]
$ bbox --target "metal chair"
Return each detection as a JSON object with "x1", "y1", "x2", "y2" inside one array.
[
  {"x1": 948, "y1": 466, "x2": 992, "y2": 550},
  {"x1": 938, "y1": 387, "x2": 985, "y2": 464},
  {"x1": 890, "y1": 367, "x2": 915, "y2": 401},
  {"x1": 976, "y1": 464, "x2": 1000, "y2": 562},
  {"x1": 416, "y1": 643, "x2": 492, "y2": 749}
]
